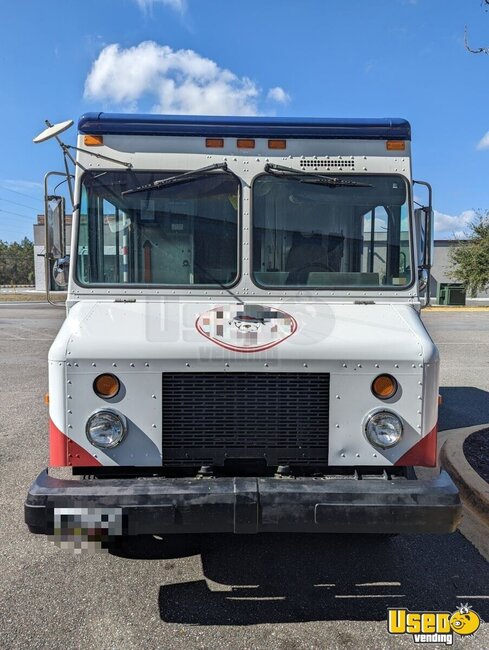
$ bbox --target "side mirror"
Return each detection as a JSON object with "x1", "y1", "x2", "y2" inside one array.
[
  {"x1": 414, "y1": 208, "x2": 426, "y2": 264},
  {"x1": 46, "y1": 195, "x2": 65, "y2": 260},
  {"x1": 53, "y1": 255, "x2": 70, "y2": 288},
  {"x1": 413, "y1": 181, "x2": 433, "y2": 307}
]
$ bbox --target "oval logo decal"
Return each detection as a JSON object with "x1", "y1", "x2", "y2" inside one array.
[{"x1": 196, "y1": 304, "x2": 297, "y2": 352}]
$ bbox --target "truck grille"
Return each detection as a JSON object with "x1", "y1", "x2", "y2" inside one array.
[{"x1": 162, "y1": 372, "x2": 330, "y2": 466}]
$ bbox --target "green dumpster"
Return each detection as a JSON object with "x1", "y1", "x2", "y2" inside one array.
[{"x1": 437, "y1": 283, "x2": 466, "y2": 306}]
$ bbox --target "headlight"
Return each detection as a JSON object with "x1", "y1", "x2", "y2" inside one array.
[
  {"x1": 365, "y1": 411, "x2": 403, "y2": 448},
  {"x1": 86, "y1": 409, "x2": 127, "y2": 449}
]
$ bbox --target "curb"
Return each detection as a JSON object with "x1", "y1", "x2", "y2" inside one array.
[
  {"x1": 0, "y1": 301, "x2": 50, "y2": 307},
  {"x1": 440, "y1": 430, "x2": 489, "y2": 524},
  {"x1": 424, "y1": 307, "x2": 489, "y2": 312}
]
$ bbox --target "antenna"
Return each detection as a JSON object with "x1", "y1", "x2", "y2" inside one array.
[
  {"x1": 33, "y1": 118, "x2": 133, "y2": 211},
  {"x1": 33, "y1": 119, "x2": 76, "y2": 206},
  {"x1": 33, "y1": 119, "x2": 74, "y2": 144}
]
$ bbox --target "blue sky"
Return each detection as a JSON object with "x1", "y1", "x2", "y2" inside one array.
[{"x1": 0, "y1": 0, "x2": 488, "y2": 242}]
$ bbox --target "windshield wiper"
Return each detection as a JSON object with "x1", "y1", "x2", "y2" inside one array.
[
  {"x1": 193, "y1": 261, "x2": 244, "y2": 305},
  {"x1": 264, "y1": 163, "x2": 372, "y2": 187},
  {"x1": 122, "y1": 162, "x2": 234, "y2": 196}
]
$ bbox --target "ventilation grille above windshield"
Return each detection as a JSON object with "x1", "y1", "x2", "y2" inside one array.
[{"x1": 300, "y1": 158, "x2": 355, "y2": 170}]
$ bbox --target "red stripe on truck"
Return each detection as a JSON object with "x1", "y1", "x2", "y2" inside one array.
[
  {"x1": 49, "y1": 419, "x2": 102, "y2": 467},
  {"x1": 394, "y1": 425, "x2": 438, "y2": 468},
  {"x1": 49, "y1": 418, "x2": 68, "y2": 466}
]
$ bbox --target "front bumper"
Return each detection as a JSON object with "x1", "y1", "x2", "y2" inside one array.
[{"x1": 25, "y1": 469, "x2": 461, "y2": 535}]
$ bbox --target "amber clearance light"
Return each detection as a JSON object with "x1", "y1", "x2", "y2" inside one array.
[
  {"x1": 205, "y1": 138, "x2": 224, "y2": 148},
  {"x1": 371, "y1": 374, "x2": 398, "y2": 400},
  {"x1": 268, "y1": 139, "x2": 286, "y2": 150},
  {"x1": 93, "y1": 374, "x2": 120, "y2": 399},
  {"x1": 386, "y1": 140, "x2": 405, "y2": 151},
  {"x1": 84, "y1": 135, "x2": 104, "y2": 146}
]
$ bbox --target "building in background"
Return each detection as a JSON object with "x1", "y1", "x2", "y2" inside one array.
[{"x1": 431, "y1": 240, "x2": 489, "y2": 305}]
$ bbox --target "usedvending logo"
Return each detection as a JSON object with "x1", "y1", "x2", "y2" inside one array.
[
  {"x1": 388, "y1": 604, "x2": 481, "y2": 645},
  {"x1": 196, "y1": 304, "x2": 297, "y2": 352}
]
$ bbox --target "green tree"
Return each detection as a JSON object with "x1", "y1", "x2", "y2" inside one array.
[
  {"x1": 465, "y1": 0, "x2": 489, "y2": 54},
  {"x1": 0, "y1": 238, "x2": 34, "y2": 285},
  {"x1": 449, "y1": 211, "x2": 489, "y2": 297}
]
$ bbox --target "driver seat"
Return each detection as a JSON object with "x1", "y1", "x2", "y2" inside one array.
[{"x1": 285, "y1": 233, "x2": 330, "y2": 284}]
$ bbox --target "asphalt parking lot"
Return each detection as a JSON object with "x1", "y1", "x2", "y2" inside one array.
[
  {"x1": 424, "y1": 311, "x2": 489, "y2": 432},
  {"x1": 1, "y1": 305, "x2": 489, "y2": 649}
]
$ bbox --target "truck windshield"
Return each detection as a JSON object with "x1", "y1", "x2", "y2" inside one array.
[
  {"x1": 77, "y1": 170, "x2": 240, "y2": 286},
  {"x1": 252, "y1": 174, "x2": 411, "y2": 289}
]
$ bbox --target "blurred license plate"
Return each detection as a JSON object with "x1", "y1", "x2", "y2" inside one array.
[{"x1": 51, "y1": 507, "x2": 123, "y2": 552}]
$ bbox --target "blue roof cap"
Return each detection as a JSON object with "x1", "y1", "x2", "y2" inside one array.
[{"x1": 78, "y1": 113, "x2": 411, "y2": 141}]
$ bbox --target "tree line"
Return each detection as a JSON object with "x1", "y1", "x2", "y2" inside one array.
[
  {"x1": 0, "y1": 238, "x2": 35, "y2": 285},
  {"x1": 450, "y1": 211, "x2": 489, "y2": 297}
]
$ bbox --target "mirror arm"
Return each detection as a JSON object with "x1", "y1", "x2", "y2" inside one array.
[{"x1": 60, "y1": 142, "x2": 75, "y2": 207}]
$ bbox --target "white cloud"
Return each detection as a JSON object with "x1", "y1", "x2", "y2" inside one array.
[
  {"x1": 0, "y1": 179, "x2": 43, "y2": 195},
  {"x1": 84, "y1": 41, "x2": 289, "y2": 116},
  {"x1": 434, "y1": 209, "x2": 476, "y2": 239},
  {"x1": 135, "y1": 0, "x2": 186, "y2": 14},
  {"x1": 477, "y1": 131, "x2": 489, "y2": 150},
  {"x1": 266, "y1": 87, "x2": 290, "y2": 104}
]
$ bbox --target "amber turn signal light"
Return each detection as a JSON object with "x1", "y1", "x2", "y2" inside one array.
[
  {"x1": 93, "y1": 374, "x2": 120, "y2": 399},
  {"x1": 371, "y1": 374, "x2": 398, "y2": 400}
]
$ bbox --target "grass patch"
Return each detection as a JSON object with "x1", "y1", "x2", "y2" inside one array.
[{"x1": 0, "y1": 292, "x2": 66, "y2": 303}]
